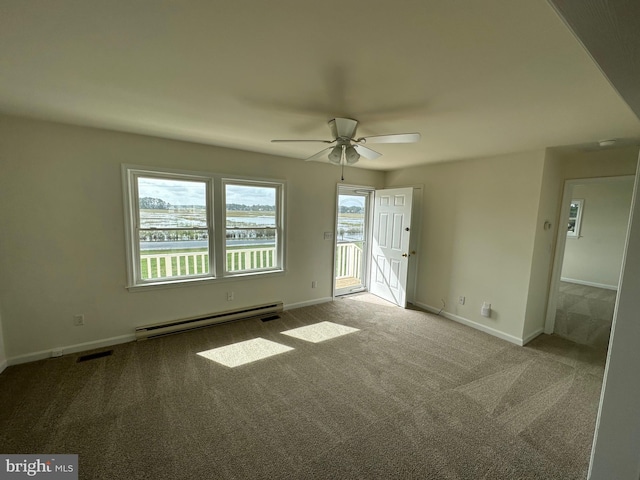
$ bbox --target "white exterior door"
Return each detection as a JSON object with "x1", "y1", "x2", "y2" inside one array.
[{"x1": 369, "y1": 187, "x2": 413, "y2": 307}]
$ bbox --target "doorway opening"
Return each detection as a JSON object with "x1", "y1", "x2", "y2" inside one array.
[
  {"x1": 545, "y1": 176, "x2": 634, "y2": 350},
  {"x1": 334, "y1": 185, "x2": 421, "y2": 308},
  {"x1": 334, "y1": 186, "x2": 372, "y2": 296}
]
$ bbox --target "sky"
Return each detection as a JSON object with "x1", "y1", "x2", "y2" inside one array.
[
  {"x1": 339, "y1": 195, "x2": 365, "y2": 208},
  {"x1": 226, "y1": 184, "x2": 275, "y2": 206},
  {"x1": 138, "y1": 178, "x2": 275, "y2": 206}
]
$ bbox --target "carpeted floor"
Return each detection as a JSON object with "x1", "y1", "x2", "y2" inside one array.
[
  {"x1": 554, "y1": 281, "x2": 617, "y2": 350},
  {"x1": 0, "y1": 293, "x2": 606, "y2": 479}
]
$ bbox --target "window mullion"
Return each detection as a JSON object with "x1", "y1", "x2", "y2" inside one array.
[{"x1": 212, "y1": 177, "x2": 225, "y2": 278}]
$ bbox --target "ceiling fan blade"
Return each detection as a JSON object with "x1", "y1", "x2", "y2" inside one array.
[
  {"x1": 271, "y1": 139, "x2": 334, "y2": 143},
  {"x1": 353, "y1": 144, "x2": 382, "y2": 160},
  {"x1": 358, "y1": 133, "x2": 421, "y2": 144},
  {"x1": 304, "y1": 147, "x2": 333, "y2": 162}
]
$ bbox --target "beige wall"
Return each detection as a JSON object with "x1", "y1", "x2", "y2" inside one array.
[
  {"x1": 385, "y1": 146, "x2": 639, "y2": 344},
  {"x1": 0, "y1": 307, "x2": 6, "y2": 371},
  {"x1": 527, "y1": 146, "x2": 639, "y2": 338},
  {"x1": 0, "y1": 114, "x2": 384, "y2": 361},
  {"x1": 522, "y1": 149, "x2": 563, "y2": 340},
  {"x1": 589, "y1": 158, "x2": 640, "y2": 479},
  {"x1": 385, "y1": 150, "x2": 546, "y2": 341},
  {"x1": 1, "y1": 113, "x2": 636, "y2": 362},
  {"x1": 561, "y1": 179, "x2": 634, "y2": 288},
  {"x1": 559, "y1": 146, "x2": 639, "y2": 179}
]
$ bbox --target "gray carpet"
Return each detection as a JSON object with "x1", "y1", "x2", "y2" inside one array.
[
  {"x1": 554, "y1": 281, "x2": 616, "y2": 350},
  {"x1": 0, "y1": 293, "x2": 606, "y2": 479}
]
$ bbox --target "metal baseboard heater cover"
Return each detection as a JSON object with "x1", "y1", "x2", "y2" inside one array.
[{"x1": 135, "y1": 301, "x2": 283, "y2": 341}]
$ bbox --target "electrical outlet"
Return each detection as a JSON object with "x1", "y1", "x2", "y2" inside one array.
[
  {"x1": 227, "y1": 291, "x2": 234, "y2": 301},
  {"x1": 458, "y1": 296, "x2": 465, "y2": 305},
  {"x1": 73, "y1": 314, "x2": 85, "y2": 326},
  {"x1": 51, "y1": 349, "x2": 63, "y2": 358},
  {"x1": 311, "y1": 281, "x2": 317, "y2": 289}
]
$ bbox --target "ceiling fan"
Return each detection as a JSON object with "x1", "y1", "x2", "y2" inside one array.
[{"x1": 271, "y1": 118, "x2": 420, "y2": 165}]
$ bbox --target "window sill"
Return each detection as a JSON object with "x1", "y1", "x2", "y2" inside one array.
[{"x1": 126, "y1": 269, "x2": 285, "y2": 292}]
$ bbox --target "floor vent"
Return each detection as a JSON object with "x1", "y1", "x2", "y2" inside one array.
[
  {"x1": 77, "y1": 350, "x2": 113, "y2": 363},
  {"x1": 135, "y1": 301, "x2": 284, "y2": 341},
  {"x1": 261, "y1": 315, "x2": 281, "y2": 322}
]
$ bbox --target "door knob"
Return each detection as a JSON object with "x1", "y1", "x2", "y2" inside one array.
[{"x1": 402, "y1": 253, "x2": 409, "y2": 257}]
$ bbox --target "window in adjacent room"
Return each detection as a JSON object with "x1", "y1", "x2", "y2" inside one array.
[{"x1": 567, "y1": 199, "x2": 584, "y2": 238}]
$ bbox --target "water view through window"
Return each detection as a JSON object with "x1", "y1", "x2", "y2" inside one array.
[
  {"x1": 225, "y1": 184, "x2": 277, "y2": 272},
  {"x1": 137, "y1": 177, "x2": 210, "y2": 280}
]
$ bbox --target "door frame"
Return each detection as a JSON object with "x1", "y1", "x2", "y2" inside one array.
[
  {"x1": 331, "y1": 184, "x2": 423, "y2": 303},
  {"x1": 333, "y1": 184, "x2": 375, "y2": 297},
  {"x1": 406, "y1": 186, "x2": 423, "y2": 305},
  {"x1": 544, "y1": 175, "x2": 634, "y2": 334}
]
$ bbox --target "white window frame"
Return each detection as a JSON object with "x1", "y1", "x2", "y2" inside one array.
[
  {"x1": 122, "y1": 165, "x2": 286, "y2": 289},
  {"x1": 223, "y1": 179, "x2": 285, "y2": 276},
  {"x1": 567, "y1": 198, "x2": 584, "y2": 238}
]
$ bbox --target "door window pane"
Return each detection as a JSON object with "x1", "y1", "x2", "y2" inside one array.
[{"x1": 335, "y1": 193, "x2": 367, "y2": 293}]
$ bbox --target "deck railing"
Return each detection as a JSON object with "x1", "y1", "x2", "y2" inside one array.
[
  {"x1": 335, "y1": 242, "x2": 363, "y2": 281},
  {"x1": 140, "y1": 243, "x2": 362, "y2": 281},
  {"x1": 140, "y1": 247, "x2": 276, "y2": 279}
]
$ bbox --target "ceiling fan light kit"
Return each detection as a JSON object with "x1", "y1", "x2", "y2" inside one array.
[
  {"x1": 345, "y1": 145, "x2": 360, "y2": 165},
  {"x1": 271, "y1": 117, "x2": 420, "y2": 166},
  {"x1": 328, "y1": 145, "x2": 343, "y2": 165}
]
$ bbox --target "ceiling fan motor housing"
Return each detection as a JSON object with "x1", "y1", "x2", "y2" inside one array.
[{"x1": 329, "y1": 118, "x2": 359, "y2": 141}]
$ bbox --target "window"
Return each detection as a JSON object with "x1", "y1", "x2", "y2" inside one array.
[
  {"x1": 567, "y1": 199, "x2": 584, "y2": 238},
  {"x1": 123, "y1": 166, "x2": 285, "y2": 288},
  {"x1": 136, "y1": 176, "x2": 212, "y2": 282},
  {"x1": 224, "y1": 182, "x2": 281, "y2": 274}
]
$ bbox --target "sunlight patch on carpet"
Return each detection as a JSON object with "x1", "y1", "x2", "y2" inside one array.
[
  {"x1": 197, "y1": 338, "x2": 293, "y2": 367},
  {"x1": 281, "y1": 321, "x2": 360, "y2": 343}
]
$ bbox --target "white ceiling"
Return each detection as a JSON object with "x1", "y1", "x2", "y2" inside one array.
[{"x1": 1, "y1": 0, "x2": 639, "y2": 170}]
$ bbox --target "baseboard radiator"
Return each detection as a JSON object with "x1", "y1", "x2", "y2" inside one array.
[{"x1": 135, "y1": 301, "x2": 283, "y2": 341}]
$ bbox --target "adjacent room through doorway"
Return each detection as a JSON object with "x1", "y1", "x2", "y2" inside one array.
[{"x1": 547, "y1": 176, "x2": 634, "y2": 351}]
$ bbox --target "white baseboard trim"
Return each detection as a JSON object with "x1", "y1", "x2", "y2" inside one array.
[
  {"x1": 7, "y1": 334, "x2": 136, "y2": 367},
  {"x1": 414, "y1": 301, "x2": 524, "y2": 346},
  {"x1": 560, "y1": 277, "x2": 618, "y2": 291},
  {"x1": 522, "y1": 328, "x2": 544, "y2": 345},
  {"x1": 284, "y1": 297, "x2": 333, "y2": 311},
  {"x1": 4, "y1": 299, "x2": 333, "y2": 368}
]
